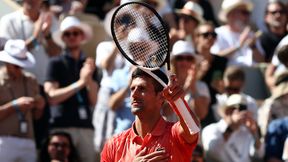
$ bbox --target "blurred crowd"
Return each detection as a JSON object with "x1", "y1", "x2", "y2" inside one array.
[{"x1": 0, "y1": 0, "x2": 288, "y2": 162}]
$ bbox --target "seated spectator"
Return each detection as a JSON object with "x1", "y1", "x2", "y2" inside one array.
[
  {"x1": 163, "y1": 40, "x2": 210, "y2": 122},
  {"x1": 45, "y1": 16, "x2": 102, "y2": 162},
  {"x1": 213, "y1": 66, "x2": 258, "y2": 121},
  {"x1": 0, "y1": 39, "x2": 45, "y2": 162},
  {"x1": 202, "y1": 94, "x2": 264, "y2": 162},
  {"x1": 265, "y1": 117, "x2": 288, "y2": 162},
  {"x1": 211, "y1": 0, "x2": 265, "y2": 66},
  {"x1": 195, "y1": 21, "x2": 228, "y2": 127},
  {"x1": 259, "y1": 70, "x2": 288, "y2": 136},
  {"x1": 170, "y1": 1, "x2": 205, "y2": 45},
  {"x1": 260, "y1": 1, "x2": 287, "y2": 62},
  {"x1": 38, "y1": 131, "x2": 79, "y2": 162},
  {"x1": 266, "y1": 44, "x2": 288, "y2": 91}
]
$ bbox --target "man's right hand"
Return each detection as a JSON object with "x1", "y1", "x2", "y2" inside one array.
[
  {"x1": 13, "y1": 97, "x2": 35, "y2": 113},
  {"x1": 133, "y1": 147, "x2": 170, "y2": 162}
]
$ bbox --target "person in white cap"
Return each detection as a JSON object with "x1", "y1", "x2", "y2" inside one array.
[
  {"x1": 44, "y1": 16, "x2": 101, "y2": 162},
  {"x1": 170, "y1": 1, "x2": 205, "y2": 45},
  {"x1": 210, "y1": 0, "x2": 265, "y2": 66},
  {"x1": 0, "y1": 39, "x2": 45, "y2": 162},
  {"x1": 0, "y1": 0, "x2": 61, "y2": 85},
  {"x1": 202, "y1": 93, "x2": 264, "y2": 162},
  {"x1": 162, "y1": 40, "x2": 210, "y2": 123}
]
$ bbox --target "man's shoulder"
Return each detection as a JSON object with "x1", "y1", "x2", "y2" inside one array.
[
  {"x1": 1, "y1": 10, "x2": 22, "y2": 21},
  {"x1": 105, "y1": 128, "x2": 133, "y2": 147}
]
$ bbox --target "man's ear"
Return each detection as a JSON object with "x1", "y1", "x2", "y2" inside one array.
[{"x1": 159, "y1": 91, "x2": 166, "y2": 105}]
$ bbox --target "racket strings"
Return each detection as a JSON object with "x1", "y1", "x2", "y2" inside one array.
[{"x1": 112, "y1": 3, "x2": 169, "y2": 69}]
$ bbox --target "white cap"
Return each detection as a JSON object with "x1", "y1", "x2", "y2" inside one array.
[
  {"x1": 171, "y1": 40, "x2": 201, "y2": 62},
  {"x1": 219, "y1": 0, "x2": 253, "y2": 22}
]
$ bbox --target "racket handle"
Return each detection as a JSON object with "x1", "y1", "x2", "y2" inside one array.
[{"x1": 174, "y1": 98, "x2": 200, "y2": 134}]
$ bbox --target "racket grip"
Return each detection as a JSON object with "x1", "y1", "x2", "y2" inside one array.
[{"x1": 174, "y1": 98, "x2": 200, "y2": 134}]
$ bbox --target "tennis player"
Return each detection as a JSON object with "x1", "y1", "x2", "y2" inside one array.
[{"x1": 101, "y1": 68, "x2": 199, "y2": 162}]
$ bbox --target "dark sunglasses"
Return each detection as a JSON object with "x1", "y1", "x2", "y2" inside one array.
[
  {"x1": 268, "y1": 10, "x2": 286, "y2": 15},
  {"x1": 198, "y1": 32, "x2": 217, "y2": 39},
  {"x1": 230, "y1": 104, "x2": 247, "y2": 111},
  {"x1": 174, "y1": 55, "x2": 195, "y2": 62},
  {"x1": 225, "y1": 86, "x2": 241, "y2": 93},
  {"x1": 49, "y1": 142, "x2": 70, "y2": 148},
  {"x1": 63, "y1": 31, "x2": 82, "y2": 37}
]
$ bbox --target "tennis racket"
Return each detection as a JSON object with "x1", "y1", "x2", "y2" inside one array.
[{"x1": 111, "y1": 1, "x2": 199, "y2": 134}]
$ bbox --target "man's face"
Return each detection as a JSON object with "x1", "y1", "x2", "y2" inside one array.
[
  {"x1": 227, "y1": 5, "x2": 251, "y2": 31},
  {"x1": 179, "y1": 14, "x2": 199, "y2": 34},
  {"x1": 224, "y1": 79, "x2": 243, "y2": 96},
  {"x1": 23, "y1": 0, "x2": 42, "y2": 10},
  {"x1": 196, "y1": 24, "x2": 217, "y2": 49},
  {"x1": 62, "y1": 27, "x2": 84, "y2": 49},
  {"x1": 6, "y1": 63, "x2": 22, "y2": 79},
  {"x1": 48, "y1": 135, "x2": 71, "y2": 161},
  {"x1": 130, "y1": 76, "x2": 163, "y2": 115},
  {"x1": 265, "y1": 3, "x2": 287, "y2": 28}
]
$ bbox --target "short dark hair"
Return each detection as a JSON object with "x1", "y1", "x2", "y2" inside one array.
[
  {"x1": 131, "y1": 68, "x2": 168, "y2": 93},
  {"x1": 265, "y1": 1, "x2": 286, "y2": 15},
  {"x1": 39, "y1": 131, "x2": 79, "y2": 162},
  {"x1": 277, "y1": 44, "x2": 288, "y2": 67},
  {"x1": 224, "y1": 66, "x2": 245, "y2": 82}
]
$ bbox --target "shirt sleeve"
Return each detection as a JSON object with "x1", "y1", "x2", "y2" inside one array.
[{"x1": 101, "y1": 138, "x2": 115, "y2": 162}]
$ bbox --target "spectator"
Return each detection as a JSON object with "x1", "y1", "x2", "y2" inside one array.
[
  {"x1": 101, "y1": 68, "x2": 200, "y2": 161},
  {"x1": 265, "y1": 43, "x2": 288, "y2": 91},
  {"x1": 0, "y1": 0, "x2": 61, "y2": 85},
  {"x1": 93, "y1": 6, "x2": 131, "y2": 157},
  {"x1": 211, "y1": 0, "x2": 265, "y2": 66},
  {"x1": 259, "y1": 70, "x2": 288, "y2": 137},
  {"x1": 170, "y1": 1, "x2": 205, "y2": 45},
  {"x1": 0, "y1": 39, "x2": 45, "y2": 162},
  {"x1": 213, "y1": 66, "x2": 258, "y2": 121},
  {"x1": 265, "y1": 117, "x2": 288, "y2": 162},
  {"x1": 39, "y1": 131, "x2": 79, "y2": 162},
  {"x1": 44, "y1": 16, "x2": 101, "y2": 162},
  {"x1": 164, "y1": 40, "x2": 210, "y2": 123},
  {"x1": 202, "y1": 94, "x2": 264, "y2": 162},
  {"x1": 260, "y1": 1, "x2": 288, "y2": 62},
  {"x1": 195, "y1": 21, "x2": 228, "y2": 127}
]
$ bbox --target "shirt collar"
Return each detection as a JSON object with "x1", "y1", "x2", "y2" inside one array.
[
  {"x1": 64, "y1": 50, "x2": 85, "y2": 61},
  {"x1": 130, "y1": 117, "x2": 168, "y2": 141}
]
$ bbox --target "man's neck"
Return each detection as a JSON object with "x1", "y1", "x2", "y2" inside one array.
[
  {"x1": 197, "y1": 46, "x2": 212, "y2": 62},
  {"x1": 135, "y1": 115, "x2": 161, "y2": 138},
  {"x1": 269, "y1": 25, "x2": 286, "y2": 36},
  {"x1": 67, "y1": 47, "x2": 82, "y2": 60}
]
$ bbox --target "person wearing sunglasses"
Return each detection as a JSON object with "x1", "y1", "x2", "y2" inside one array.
[
  {"x1": 202, "y1": 93, "x2": 264, "y2": 162},
  {"x1": 259, "y1": 1, "x2": 288, "y2": 63},
  {"x1": 213, "y1": 66, "x2": 258, "y2": 122},
  {"x1": 211, "y1": 0, "x2": 265, "y2": 67},
  {"x1": 195, "y1": 22, "x2": 228, "y2": 127},
  {"x1": 170, "y1": 1, "x2": 205, "y2": 46},
  {"x1": 39, "y1": 131, "x2": 79, "y2": 162},
  {"x1": 162, "y1": 40, "x2": 210, "y2": 123},
  {"x1": 0, "y1": 39, "x2": 45, "y2": 162},
  {"x1": 44, "y1": 16, "x2": 102, "y2": 162}
]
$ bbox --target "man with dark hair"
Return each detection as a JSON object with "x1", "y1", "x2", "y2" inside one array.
[
  {"x1": 213, "y1": 66, "x2": 258, "y2": 121},
  {"x1": 101, "y1": 68, "x2": 199, "y2": 162},
  {"x1": 260, "y1": 1, "x2": 287, "y2": 62}
]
